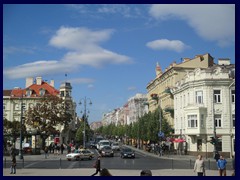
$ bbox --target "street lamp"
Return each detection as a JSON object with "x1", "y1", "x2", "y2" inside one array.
[
  {"x1": 19, "y1": 91, "x2": 24, "y2": 159},
  {"x1": 79, "y1": 97, "x2": 92, "y2": 148}
]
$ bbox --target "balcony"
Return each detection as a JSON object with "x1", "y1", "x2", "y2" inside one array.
[{"x1": 164, "y1": 105, "x2": 174, "y2": 113}]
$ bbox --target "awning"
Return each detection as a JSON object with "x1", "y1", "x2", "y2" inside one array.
[{"x1": 173, "y1": 138, "x2": 185, "y2": 143}]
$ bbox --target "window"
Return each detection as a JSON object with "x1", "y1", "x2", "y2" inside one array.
[
  {"x1": 196, "y1": 91, "x2": 203, "y2": 104},
  {"x1": 231, "y1": 90, "x2": 235, "y2": 103},
  {"x1": 200, "y1": 114, "x2": 204, "y2": 128},
  {"x1": 22, "y1": 103, "x2": 26, "y2": 110},
  {"x1": 232, "y1": 114, "x2": 235, "y2": 127},
  {"x1": 26, "y1": 89, "x2": 32, "y2": 97},
  {"x1": 214, "y1": 90, "x2": 221, "y2": 103},
  {"x1": 39, "y1": 88, "x2": 45, "y2": 96},
  {"x1": 60, "y1": 91, "x2": 64, "y2": 97},
  {"x1": 215, "y1": 115, "x2": 222, "y2": 128},
  {"x1": 188, "y1": 115, "x2": 198, "y2": 128},
  {"x1": 3, "y1": 104, "x2": 5, "y2": 110}
]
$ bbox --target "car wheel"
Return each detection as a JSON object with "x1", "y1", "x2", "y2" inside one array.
[{"x1": 75, "y1": 157, "x2": 79, "y2": 161}]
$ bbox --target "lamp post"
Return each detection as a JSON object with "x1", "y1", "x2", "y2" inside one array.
[
  {"x1": 79, "y1": 97, "x2": 92, "y2": 148},
  {"x1": 19, "y1": 91, "x2": 24, "y2": 159}
]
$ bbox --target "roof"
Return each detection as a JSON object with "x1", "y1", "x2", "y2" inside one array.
[{"x1": 6, "y1": 81, "x2": 59, "y2": 98}]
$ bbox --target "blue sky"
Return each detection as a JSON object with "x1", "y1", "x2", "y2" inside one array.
[{"x1": 3, "y1": 4, "x2": 235, "y2": 123}]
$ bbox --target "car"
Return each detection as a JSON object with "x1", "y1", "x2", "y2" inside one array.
[
  {"x1": 100, "y1": 146, "x2": 114, "y2": 157},
  {"x1": 66, "y1": 148, "x2": 94, "y2": 161},
  {"x1": 97, "y1": 140, "x2": 111, "y2": 151},
  {"x1": 120, "y1": 148, "x2": 135, "y2": 158},
  {"x1": 111, "y1": 142, "x2": 120, "y2": 151}
]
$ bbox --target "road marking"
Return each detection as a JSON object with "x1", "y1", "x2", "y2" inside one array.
[
  {"x1": 24, "y1": 161, "x2": 39, "y2": 168},
  {"x1": 68, "y1": 161, "x2": 78, "y2": 169}
]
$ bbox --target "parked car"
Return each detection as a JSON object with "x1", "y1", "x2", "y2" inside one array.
[
  {"x1": 120, "y1": 148, "x2": 135, "y2": 158},
  {"x1": 66, "y1": 148, "x2": 94, "y2": 161},
  {"x1": 100, "y1": 146, "x2": 114, "y2": 157},
  {"x1": 111, "y1": 142, "x2": 120, "y2": 151}
]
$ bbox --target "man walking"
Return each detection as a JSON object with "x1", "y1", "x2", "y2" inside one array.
[
  {"x1": 91, "y1": 156, "x2": 101, "y2": 176},
  {"x1": 217, "y1": 155, "x2": 227, "y2": 176}
]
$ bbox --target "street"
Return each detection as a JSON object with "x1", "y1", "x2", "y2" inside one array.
[{"x1": 3, "y1": 146, "x2": 231, "y2": 171}]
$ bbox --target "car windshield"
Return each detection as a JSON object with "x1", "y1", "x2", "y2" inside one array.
[
  {"x1": 103, "y1": 146, "x2": 111, "y2": 150},
  {"x1": 113, "y1": 143, "x2": 119, "y2": 146},
  {"x1": 123, "y1": 148, "x2": 132, "y2": 152}
]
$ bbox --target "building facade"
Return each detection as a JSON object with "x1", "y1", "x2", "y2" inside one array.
[
  {"x1": 172, "y1": 59, "x2": 235, "y2": 157},
  {"x1": 146, "y1": 53, "x2": 214, "y2": 127},
  {"x1": 3, "y1": 77, "x2": 77, "y2": 148}
]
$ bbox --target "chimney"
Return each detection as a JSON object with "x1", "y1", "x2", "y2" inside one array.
[
  {"x1": 36, "y1": 77, "x2": 42, "y2": 85},
  {"x1": 50, "y1": 80, "x2": 55, "y2": 87},
  {"x1": 218, "y1": 58, "x2": 230, "y2": 65},
  {"x1": 26, "y1": 77, "x2": 34, "y2": 88}
]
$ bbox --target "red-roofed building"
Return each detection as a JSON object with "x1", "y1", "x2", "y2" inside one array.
[{"x1": 3, "y1": 77, "x2": 77, "y2": 149}]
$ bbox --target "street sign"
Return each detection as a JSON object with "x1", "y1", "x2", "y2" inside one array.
[{"x1": 158, "y1": 132, "x2": 164, "y2": 137}]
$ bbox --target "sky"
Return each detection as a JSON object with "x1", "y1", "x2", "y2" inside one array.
[{"x1": 3, "y1": 4, "x2": 235, "y2": 124}]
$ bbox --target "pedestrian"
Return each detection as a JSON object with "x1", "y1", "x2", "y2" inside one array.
[
  {"x1": 44, "y1": 146, "x2": 48, "y2": 159},
  {"x1": 140, "y1": 169, "x2": 152, "y2": 176},
  {"x1": 91, "y1": 156, "x2": 101, "y2": 176},
  {"x1": 10, "y1": 156, "x2": 16, "y2": 174},
  {"x1": 232, "y1": 154, "x2": 235, "y2": 176},
  {"x1": 60, "y1": 143, "x2": 65, "y2": 154},
  {"x1": 100, "y1": 168, "x2": 112, "y2": 176},
  {"x1": 217, "y1": 155, "x2": 227, "y2": 176},
  {"x1": 193, "y1": 154, "x2": 205, "y2": 176},
  {"x1": 214, "y1": 151, "x2": 220, "y2": 162}
]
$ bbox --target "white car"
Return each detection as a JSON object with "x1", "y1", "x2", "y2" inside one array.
[
  {"x1": 111, "y1": 142, "x2": 120, "y2": 151},
  {"x1": 97, "y1": 140, "x2": 111, "y2": 150},
  {"x1": 66, "y1": 149, "x2": 94, "y2": 161}
]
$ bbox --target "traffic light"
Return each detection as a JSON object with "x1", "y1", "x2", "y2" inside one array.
[{"x1": 210, "y1": 137, "x2": 216, "y2": 145}]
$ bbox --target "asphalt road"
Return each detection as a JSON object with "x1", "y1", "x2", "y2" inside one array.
[{"x1": 3, "y1": 147, "x2": 226, "y2": 171}]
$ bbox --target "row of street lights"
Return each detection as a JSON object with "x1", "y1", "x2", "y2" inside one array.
[{"x1": 79, "y1": 97, "x2": 92, "y2": 148}]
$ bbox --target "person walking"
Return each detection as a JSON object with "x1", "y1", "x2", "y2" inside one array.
[
  {"x1": 91, "y1": 156, "x2": 101, "y2": 176},
  {"x1": 44, "y1": 146, "x2": 48, "y2": 159},
  {"x1": 232, "y1": 154, "x2": 235, "y2": 176},
  {"x1": 193, "y1": 155, "x2": 205, "y2": 176},
  {"x1": 10, "y1": 156, "x2": 16, "y2": 174},
  {"x1": 217, "y1": 155, "x2": 227, "y2": 176}
]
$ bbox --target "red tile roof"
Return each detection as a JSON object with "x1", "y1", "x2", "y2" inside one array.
[{"x1": 10, "y1": 81, "x2": 59, "y2": 98}]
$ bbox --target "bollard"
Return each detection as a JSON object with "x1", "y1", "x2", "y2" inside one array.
[
  {"x1": 59, "y1": 158, "x2": 62, "y2": 169},
  {"x1": 208, "y1": 159, "x2": 210, "y2": 170},
  {"x1": 171, "y1": 158, "x2": 174, "y2": 169},
  {"x1": 4, "y1": 158, "x2": 6, "y2": 168}
]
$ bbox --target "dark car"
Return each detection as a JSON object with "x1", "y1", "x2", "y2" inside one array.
[
  {"x1": 100, "y1": 146, "x2": 114, "y2": 157},
  {"x1": 120, "y1": 148, "x2": 135, "y2": 158}
]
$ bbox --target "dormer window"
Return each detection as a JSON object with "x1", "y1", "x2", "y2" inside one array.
[
  {"x1": 39, "y1": 88, "x2": 45, "y2": 96},
  {"x1": 26, "y1": 88, "x2": 32, "y2": 97}
]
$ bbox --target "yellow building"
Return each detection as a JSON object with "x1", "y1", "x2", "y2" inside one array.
[{"x1": 146, "y1": 53, "x2": 214, "y2": 127}]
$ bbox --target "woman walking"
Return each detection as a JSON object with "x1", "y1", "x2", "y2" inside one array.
[{"x1": 194, "y1": 155, "x2": 205, "y2": 176}]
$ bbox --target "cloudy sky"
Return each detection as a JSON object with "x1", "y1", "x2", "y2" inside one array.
[{"x1": 3, "y1": 4, "x2": 235, "y2": 123}]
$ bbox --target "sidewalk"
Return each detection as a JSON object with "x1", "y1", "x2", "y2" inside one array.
[{"x1": 3, "y1": 168, "x2": 233, "y2": 176}]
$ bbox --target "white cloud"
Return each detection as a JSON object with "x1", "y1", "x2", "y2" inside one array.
[
  {"x1": 146, "y1": 39, "x2": 189, "y2": 52},
  {"x1": 4, "y1": 26, "x2": 132, "y2": 79},
  {"x1": 149, "y1": 4, "x2": 235, "y2": 47}
]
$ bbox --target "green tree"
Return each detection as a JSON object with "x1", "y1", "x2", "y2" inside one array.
[{"x1": 25, "y1": 95, "x2": 72, "y2": 148}]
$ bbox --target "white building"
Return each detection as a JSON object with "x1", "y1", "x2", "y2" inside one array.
[{"x1": 172, "y1": 59, "x2": 235, "y2": 157}]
